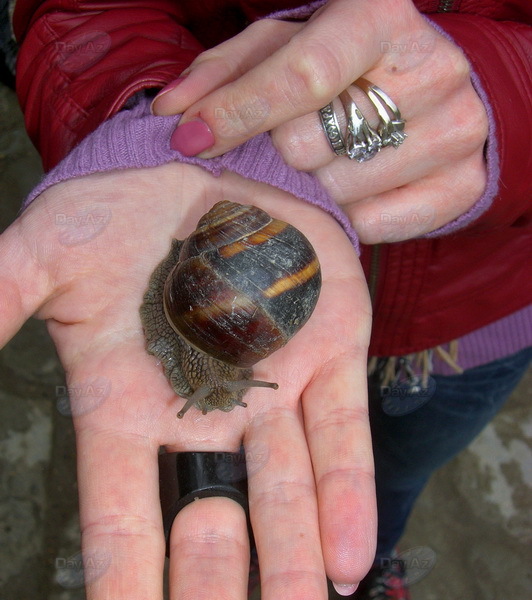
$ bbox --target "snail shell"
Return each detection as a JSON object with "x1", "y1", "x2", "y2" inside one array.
[{"x1": 140, "y1": 201, "x2": 321, "y2": 417}]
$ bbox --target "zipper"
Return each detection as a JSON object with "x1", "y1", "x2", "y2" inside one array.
[{"x1": 438, "y1": 0, "x2": 456, "y2": 12}]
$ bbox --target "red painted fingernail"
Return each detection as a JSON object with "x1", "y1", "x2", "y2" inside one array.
[{"x1": 170, "y1": 119, "x2": 215, "y2": 156}]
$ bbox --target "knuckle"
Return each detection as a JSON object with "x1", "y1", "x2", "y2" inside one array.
[
  {"x1": 432, "y1": 36, "x2": 471, "y2": 85},
  {"x1": 446, "y1": 94, "x2": 488, "y2": 159},
  {"x1": 271, "y1": 128, "x2": 304, "y2": 167},
  {"x1": 171, "y1": 529, "x2": 247, "y2": 563},
  {"x1": 307, "y1": 405, "x2": 369, "y2": 438},
  {"x1": 82, "y1": 513, "x2": 158, "y2": 540},
  {"x1": 187, "y1": 49, "x2": 218, "y2": 70},
  {"x1": 463, "y1": 165, "x2": 487, "y2": 202},
  {"x1": 188, "y1": 47, "x2": 248, "y2": 81},
  {"x1": 438, "y1": 90, "x2": 489, "y2": 160},
  {"x1": 448, "y1": 49, "x2": 471, "y2": 86},
  {"x1": 272, "y1": 117, "x2": 319, "y2": 169},
  {"x1": 464, "y1": 94, "x2": 489, "y2": 148},
  {"x1": 211, "y1": 92, "x2": 270, "y2": 137},
  {"x1": 246, "y1": 17, "x2": 289, "y2": 36},
  {"x1": 193, "y1": 51, "x2": 240, "y2": 78},
  {"x1": 285, "y1": 39, "x2": 344, "y2": 107},
  {"x1": 425, "y1": 42, "x2": 470, "y2": 95},
  {"x1": 432, "y1": 165, "x2": 487, "y2": 227},
  {"x1": 253, "y1": 479, "x2": 316, "y2": 512},
  {"x1": 317, "y1": 465, "x2": 375, "y2": 490},
  {"x1": 317, "y1": 168, "x2": 350, "y2": 202}
]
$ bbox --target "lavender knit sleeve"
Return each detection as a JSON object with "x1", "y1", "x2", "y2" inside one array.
[
  {"x1": 264, "y1": 0, "x2": 327, "y2": 20},
  {"x1": 23, "y1": 95, "x2": 359, "y2": 253}
]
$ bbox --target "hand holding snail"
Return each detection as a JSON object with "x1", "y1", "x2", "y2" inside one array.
[
  {"x1": 0, "y1": 165, "x2": 374, "y2": 598},
  {"x1": 140, "y1": 201, "x2": 321, "y2": 417}
]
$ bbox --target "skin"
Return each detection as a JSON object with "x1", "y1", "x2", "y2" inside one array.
[
  {"x1": 152, "y1": 0, "x2": 489, "y2": 244},
  {"x1": 0, "y1": 163, "x2": 374, "y2": 599}
]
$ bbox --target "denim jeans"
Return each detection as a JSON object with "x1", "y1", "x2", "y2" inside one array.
[{"x1": 368, "y1": 346, "x2": 532, "y2": 558}]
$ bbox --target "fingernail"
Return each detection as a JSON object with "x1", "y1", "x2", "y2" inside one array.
[
  {"x1": 157, "y1": 77, "x2": 187, "y2": 98},
  {"x1": 150, "y1": 77, "x2": 187, "y2": 114},
  {"x1": 170, "y1": 119, "x2": 215, "y2": 156},
  {"x1": 332, "y1": 582, "x2": 358, "y2": 596}
]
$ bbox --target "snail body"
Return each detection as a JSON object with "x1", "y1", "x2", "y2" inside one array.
[{"x1": 140, "y1": 201, "x2": 321, "y2": 418}]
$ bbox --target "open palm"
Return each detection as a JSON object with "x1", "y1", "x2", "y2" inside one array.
[{"x1": 0, "y1": 162, "x2": 375, "y2": 599}]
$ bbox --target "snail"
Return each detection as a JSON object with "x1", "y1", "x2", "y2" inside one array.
[{"x1": 140, "y1": 201, "x2": 321, "y2": 418}]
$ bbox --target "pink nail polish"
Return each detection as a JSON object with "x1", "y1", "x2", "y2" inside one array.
[{"x1": 170, "y1": 119, "x2": 215, "y2": 156}]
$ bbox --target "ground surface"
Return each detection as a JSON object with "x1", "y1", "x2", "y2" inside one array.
[{"x1": 1, "y1": 83, "x2": 530, "y2": 599}]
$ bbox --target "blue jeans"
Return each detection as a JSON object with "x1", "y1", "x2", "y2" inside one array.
[{"x1": 368, "y1": 347, "x2": 532, "y2": 559}]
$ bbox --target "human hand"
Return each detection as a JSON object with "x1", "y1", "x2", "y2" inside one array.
[
  {"x1": 152, "y1": 0, "x2": 489, "y2": 243},
  {"x1": 0, "y1": 163, "x2": 374, "y2": 598}
]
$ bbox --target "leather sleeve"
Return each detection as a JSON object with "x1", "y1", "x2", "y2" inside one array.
[
  {"x1": 14, "y1": 1, "x2": 205, "y2": 170},
  {"x1": 429, "y1": 13, "x2": 532, "y2": 229}
]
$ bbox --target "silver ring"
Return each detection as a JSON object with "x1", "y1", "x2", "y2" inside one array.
[
  {"x1": 318, "y1": 102, "x2": 347, "y2": 156},
  {"x1": 339, "y1": 90, "x2": 382, "y2": 162},
  {"x1": 355, "y1": 78, "x2": 406, "y2": 149},
  {"x1": 317, "y1": 78, "x2": 405, "y2": 161}
]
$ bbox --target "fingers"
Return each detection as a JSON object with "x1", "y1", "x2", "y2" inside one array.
[
  {"x1": 273, "y1": 41, "x2": 483, "y2": 175},
  {"x1": 246, "y1": 408, "x2": 328, "y2": 599},
  {"x1": 76, "y1": 427, "x2": 166, "y2": 599},
  {"x1": 338, "y1": 152, "x2": 488, "y2": 243},
  {"x1": 303, "y1": 351, "x2": 376, "y2": 590},
  {"x1": 169, "y1": 497, "x2": 249, "y2": 600},
  {"x1": 152, "y1": 19, "x2": 302, "y2": 116},
  {"x1": 0, "y1": 219, "x2": 52, "y2": 347},
  {"x1": 272, "y1": 82, "x2": 410, "y2": 173},
  {"x1": 314, "y1": 112, "x2": 487, "y2": 195},
  {"x1": 273, "y1": 50, "x2": 488, "y2": 241},
  {"x1": 164, "y1": 0, "x2": 392, "y2": 157}
]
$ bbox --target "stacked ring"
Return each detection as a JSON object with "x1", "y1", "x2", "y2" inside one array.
[
  {"x1": 340, "y1": 90, "x2": 382, "y2": 162},
  {"x1": 319, "y1": 78, "x2": 406, "y2": 162},
  {"x1": 356, "y1": 78, "x2": 407, "y2": 149},
  {"x1": 318, "y1": 101, "x2": 347, "y2": 155}
]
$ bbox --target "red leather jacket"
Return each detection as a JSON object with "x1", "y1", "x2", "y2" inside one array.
[{"x1": 13, "y1": 0, "x2": 532, "y2": 356}]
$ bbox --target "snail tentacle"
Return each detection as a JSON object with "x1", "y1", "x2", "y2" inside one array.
[
  {"x1": 224, "y1": 380, "x2": 279, "y2": 392},
  {"x1": 177, "y1": 385, "x2": 211, "y2": 419}
]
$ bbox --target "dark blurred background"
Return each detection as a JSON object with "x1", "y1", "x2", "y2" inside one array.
[{"x1": 1, "y1": 78, "x2": 531, "y2": 599}]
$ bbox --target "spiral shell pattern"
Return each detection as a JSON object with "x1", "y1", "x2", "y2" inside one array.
[{"x1": 163, "y1": 201, "x2": 321, "y2": 367}]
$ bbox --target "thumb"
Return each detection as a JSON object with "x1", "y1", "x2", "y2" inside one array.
[{"x1": 0, "y1": 220, "x2": 52, "y2": 347}]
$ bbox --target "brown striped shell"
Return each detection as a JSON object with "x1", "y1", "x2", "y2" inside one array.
[{"x1": 140, "y1": 201, "x2": 321, "y2": 417}]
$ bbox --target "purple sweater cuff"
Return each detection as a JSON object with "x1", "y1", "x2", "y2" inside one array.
[
  {"x1": 24, "y1": 95, "x2": 359, "y2": 254},
  {"x1": 264, "y1": 0, "x2": 327, "y2": 20}
]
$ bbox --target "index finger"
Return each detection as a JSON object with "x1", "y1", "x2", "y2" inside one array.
[{"x1": 172, "y1": 0, "x2": 391, "y2": 157}]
